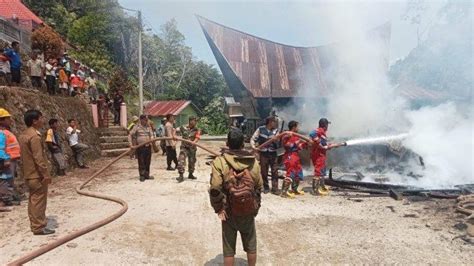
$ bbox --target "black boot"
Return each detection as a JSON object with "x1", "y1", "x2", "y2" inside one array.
[
  {"x1": 263, "y1": 183, "x2": 270, "y2": 194},
  {"x1": 188, "y1": 173, "x2": 197, "y2": 179},
  {"x1": 271, "y1": 180, "x2": 280, "y2": 195},
  {"x1": 176, "y1": 173, "x2": 184, "y2": 183}
]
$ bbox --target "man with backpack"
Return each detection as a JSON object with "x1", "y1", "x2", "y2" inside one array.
[{"x1": 209, "y1": 129, "x2": 263, "y2": 266}]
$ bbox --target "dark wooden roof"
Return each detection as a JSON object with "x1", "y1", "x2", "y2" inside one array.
[{"x1": 198, "y1": 15, "x2": 391, "y2": 99}]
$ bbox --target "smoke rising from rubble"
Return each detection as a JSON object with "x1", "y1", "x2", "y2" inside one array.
[{"x1": 278, "y1": 2, "x2": 473, "y2": 187}]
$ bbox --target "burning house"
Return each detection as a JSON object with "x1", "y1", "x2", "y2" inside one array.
[
  {"x1": 197, "y1": 15, "x2": 399, "y2": 174},
  {"x1": 197, "y1": 15, "x2": 391, "y2": 128}
]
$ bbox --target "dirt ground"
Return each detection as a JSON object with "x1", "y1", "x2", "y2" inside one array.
[{"x1": 1, "y1": 140, "x2": 473, "y2": 265}]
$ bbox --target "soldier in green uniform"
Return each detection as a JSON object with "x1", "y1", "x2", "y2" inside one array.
[{"x1": 177, "y1": 116, "x2": 201, "y2": 182}]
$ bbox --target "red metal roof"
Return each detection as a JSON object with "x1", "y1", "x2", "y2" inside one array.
[
  {"x1": 198, "y1": 16, "x2": 391, "y2": 99},
  {"x1": 144, "y1": 100, "x2": 191, "y2": 117},
  {"x1": 0, "y1": 0, "x2": 43, "y2": 25}
]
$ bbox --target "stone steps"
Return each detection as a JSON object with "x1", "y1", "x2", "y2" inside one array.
[
  {"x1": 100, "y1": 142, "x2": 130, "y2": 150},
  {"x1": 99, "y1": 130, "x2": 129, "y2": 137},
  {"x1": 100, "y1": 148, "x2": 130, "y2": 157},
  {"x1": 98, "y1": 116, "x2": 130, "y2": 156},
  {"x1": 100, "y1": 136, "x2": 129, "y2": 143}
]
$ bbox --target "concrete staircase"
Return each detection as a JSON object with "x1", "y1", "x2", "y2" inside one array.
[{"x1": 99, "y1": 126, "x2": 130, "y2": 157}]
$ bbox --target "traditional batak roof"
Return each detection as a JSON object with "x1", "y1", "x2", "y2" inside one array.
[{"x1": 197, "y1": 15, "x2": 391, "y2": 99}]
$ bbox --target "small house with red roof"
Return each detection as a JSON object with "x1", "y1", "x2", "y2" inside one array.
[
  {"x1": 0, "y1": 0, "x2": 43, "y2": 31},
  {"x1": 144, "y1": 100, "x2": 202, "y2": 127}
]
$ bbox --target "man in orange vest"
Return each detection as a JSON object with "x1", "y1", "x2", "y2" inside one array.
[{"x1": 0, "y1": 108, "x2": 20, "y2": 192}]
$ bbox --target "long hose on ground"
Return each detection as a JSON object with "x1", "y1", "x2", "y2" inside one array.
[{"x1": 7, "y1": 137, "x2": 219, "y2": 266}]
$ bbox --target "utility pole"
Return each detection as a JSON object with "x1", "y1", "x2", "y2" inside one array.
[
  {"x1": 138, "y1": 10, "x2": 144, "y2": 114},
  {"x1": 119, "y1": 6, "x2": 144, "y2": 114}
]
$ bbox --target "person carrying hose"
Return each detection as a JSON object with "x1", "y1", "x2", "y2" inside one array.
[
  {"x1": 281, "y1": 120, "x2": 308, "y2": 198},
  {"x1": 309, "y1": 118, "x2": 345, "y2": 196},
  {"x1": 130, "y1": 115, "x2": 154, "y2": 182},
  {"x1": 250, "y1": 116, "x2": 280, "y2": 194},
  {"x1": 177, "y1": 116, "x2": 201, "y2": 182}
]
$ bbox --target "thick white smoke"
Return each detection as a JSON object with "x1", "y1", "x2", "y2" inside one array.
[
  {"x1": 278, "y1": 1, "x2": 473, "y2": 188},
  {"x1": 403, "y1": 103, "x2": 473, "y2": 187}
]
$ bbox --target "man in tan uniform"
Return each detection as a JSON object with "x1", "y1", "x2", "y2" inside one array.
[
  {"x1": 209, "y1": 129, "x2": 263, "y2": 266},
  {"x1": 130, "y1": 115, "x2": 154, "y2": 182},
  {"x1": 19, "y1": 110, "x2": 55, "y2": 235}
]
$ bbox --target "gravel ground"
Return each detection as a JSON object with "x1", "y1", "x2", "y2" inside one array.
[{"x1": 1, "y1": 141, "x2": 473, "y2": 265}]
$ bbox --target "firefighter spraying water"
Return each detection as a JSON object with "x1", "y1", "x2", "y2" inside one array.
[{"x1": 309, "y1": 118, "x2": 346, "y2": 195}]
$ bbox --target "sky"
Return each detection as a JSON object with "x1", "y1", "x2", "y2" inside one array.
[{"x1": 118, "y1": 0, "x2": 446, "y2": 67}]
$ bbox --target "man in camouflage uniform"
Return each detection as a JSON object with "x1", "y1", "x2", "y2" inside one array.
[{"x1": 177, "y1": 116, "x2": 201, "y2": 182}]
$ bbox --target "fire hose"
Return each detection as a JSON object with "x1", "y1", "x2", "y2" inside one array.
[
  {"x1": 7, "y1": 137, "x2": 219, "y2": 266},
  {"x1": 255, "y1": 131, "x2": 346, "y2": 150},
  {"x1": 255, "y1": 131, "x2": 313, "y2": 150},
  {"x1": 457, "y1": 195, "x2": 474, "y2": 219}
]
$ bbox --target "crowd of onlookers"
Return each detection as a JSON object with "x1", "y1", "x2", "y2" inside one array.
[{"x1": 0, "y1": 41, "x2": 99, "y2": 103}]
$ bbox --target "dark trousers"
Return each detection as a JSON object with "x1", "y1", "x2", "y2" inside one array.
[
  {"x1": 31, "y1": 76, "x2": 42, "y2": 88},
  {"x1": 166, "y1": 146, "x2": 178, "y2": 168},
  {"x1": 113, "y1": 108, "x2": 120, "y2": 125},
  {"x1": 137, "y1": 145, "x2": 152, "y2": 178},
  {"x1": 11, "y1": 68, "x2": 21, "y2": 84},
  {"x1": 46, "y1": 75, "x2": 56, "y2": 95},
  {"x1": 71, "y1": 143, "x2": 89, "y2": 167},
  {"x1": 260, "y1": 152, "x2": 278, "y2": 190},
  {"x1": 160, "y1": 140, "x2": 166, "y2": 155}
]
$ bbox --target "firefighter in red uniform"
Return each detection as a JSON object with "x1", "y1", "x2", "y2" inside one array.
[
  {"x1": 309, "y1": 118, "x2": 344, "y2": 196},
  {"x1": 281, "y1": 121, "x2": 308, "y2": 198}
]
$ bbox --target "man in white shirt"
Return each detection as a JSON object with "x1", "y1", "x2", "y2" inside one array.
[
  {"x1": 27, "y1": 53, "x2": 43, "y2": 89},
  {"x1": 66, "y1": 119, "x2": 89, "y2": 169}
]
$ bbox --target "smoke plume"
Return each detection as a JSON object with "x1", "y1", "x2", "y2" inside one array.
[{"x1": 278, "y1": 1, "x2": 473, "y2": 187}]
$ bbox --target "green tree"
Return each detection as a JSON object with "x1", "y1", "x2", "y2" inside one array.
[{"x1": 198, "y1": 97, "x2": 228, "y2": 135}]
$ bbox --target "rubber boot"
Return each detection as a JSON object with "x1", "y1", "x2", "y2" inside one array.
[
  {"x1": 319, "y1": 178, "x2": 329, "y2": 195},
  {"x1": 188, "y1": 172, "x2": 197, "y2": 179},
  {"x1": 292, "y1": 181, "x2": 304, "y2": 195},
  {"x1": 280, "y1": 180, "x2": 295, "y2": 199},
  {"x1": 311, "y1": 179, "x2": 320, "y2": 196}
]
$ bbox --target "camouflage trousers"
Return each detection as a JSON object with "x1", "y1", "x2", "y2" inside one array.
[{"x1": 178, "y1": 146, "x2": 197, "y2": 175}]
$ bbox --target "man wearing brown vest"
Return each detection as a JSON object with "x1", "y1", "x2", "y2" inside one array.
[{"x1": 19, "y1": 110, "x2": 55, "y2": 235}]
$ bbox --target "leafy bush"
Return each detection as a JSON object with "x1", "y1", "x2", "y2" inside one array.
[
  {"x1": 198, "y1": 97, "x2": 228, "y2": 135},
  {"x1": 32, "y1": 25, "x2": 64, "y2": 59}
]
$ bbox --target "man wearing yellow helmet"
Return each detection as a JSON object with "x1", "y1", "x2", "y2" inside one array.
[
  {"x1": 0, "y1": 108, "x2": 20, "y2": 194},
  {"x1": 0, "y1": 108, "x2": 13, "y2": 210}
]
